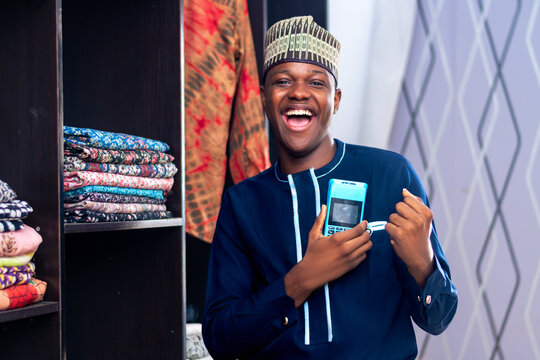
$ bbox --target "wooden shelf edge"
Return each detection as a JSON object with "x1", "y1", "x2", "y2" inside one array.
[
  {"x1": 0, "y1": 301, "x2": 59, "y2": 324},
  {"x1": 64, "y1": 217, "x2": 184, "y2": 233}
]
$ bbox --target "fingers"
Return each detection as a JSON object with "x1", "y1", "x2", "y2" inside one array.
[
  {"x1": 309, "y1": 204, "x2": 328, "y2": 238},
  {"x1": 334, "y1": 221, "x2": 372, "y2": 255},
  {"x1": 403, "y1": 188, "x2": 422, "y2": 201},
  {"x1": 394, "y1": 189, "x2": 433, "y2": 222},
  {"x1": 332, "y1": 220, "x2": 368, "y2": 242}
]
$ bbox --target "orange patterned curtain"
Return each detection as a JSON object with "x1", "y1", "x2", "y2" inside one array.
[{"x1": 184, "y1": 0, "x2": 270, "y2": 243}]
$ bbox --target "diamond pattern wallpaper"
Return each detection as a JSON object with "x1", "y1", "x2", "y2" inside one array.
[{"x1": 390, "y1": 0, "x2": 540, "y2": 359}]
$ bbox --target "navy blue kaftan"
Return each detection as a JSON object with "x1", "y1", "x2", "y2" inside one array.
[{"x1": 203, "y1": 139, "x2": 458, "y2": 360}]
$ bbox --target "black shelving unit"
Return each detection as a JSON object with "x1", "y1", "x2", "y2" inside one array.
[{"x1": 0, "y1": 0, "x2": 185, "y2": 358}]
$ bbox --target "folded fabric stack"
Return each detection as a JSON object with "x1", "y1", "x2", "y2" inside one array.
[
  {"x1": 186, "y1": 323, "x2": 212, "y2": 360},
  {"x1": 63, "y1": 126, "x2": 178, "y2": 223},
  {"x1": 0, "y1": 180, "x2": 47, "y2": 311}
]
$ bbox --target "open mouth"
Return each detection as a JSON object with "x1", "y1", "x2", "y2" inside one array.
[{"x1": 284, "y1": 109, "x2": 314, "y2": 131}]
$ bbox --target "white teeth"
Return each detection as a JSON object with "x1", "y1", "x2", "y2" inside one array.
[{"x1": 285, "y1": 109, "x2": 312, "y2": 117}]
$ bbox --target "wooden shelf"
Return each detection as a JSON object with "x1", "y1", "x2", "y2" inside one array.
[
  {"x1": 0, "y1": 302, "x2": 59, "y2": 324},
  {"x1": 64, "y1": 217, "x2": 183, "y2": 233},
  {"x1": 1, "y1": 0, "x2": 185, "y2": 357}
]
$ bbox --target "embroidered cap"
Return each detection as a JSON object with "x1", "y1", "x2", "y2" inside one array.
[{"x1": 263, "y1": 15, "x2": 341, "y2": 83}]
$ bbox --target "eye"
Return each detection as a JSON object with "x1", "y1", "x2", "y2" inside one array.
[
  {"x1": 274, "y1": 79, "x2": 291, "y2": 86},
  {"x1": 311, "y1": 80, "x2": 326, "y2": 87}
]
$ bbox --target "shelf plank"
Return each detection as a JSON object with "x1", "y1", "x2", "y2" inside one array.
[
  {"x1": 0, "y1": 301, "x2": 59, "y2": 324},
  {"x1": 64, "y1": 217, "x2": 183, "y2": 233}
]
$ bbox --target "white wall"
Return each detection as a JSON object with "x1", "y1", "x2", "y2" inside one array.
[{"x1": 328, "y1": 0, "x2": 416, "y2": 149}]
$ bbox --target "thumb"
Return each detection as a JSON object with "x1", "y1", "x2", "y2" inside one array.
[
  {"x1": 403, "y1": 188, "x2": 423, "y2": 202},
  {"x1": 310, "y1": 204, "x2": 327, "y2": 237}
]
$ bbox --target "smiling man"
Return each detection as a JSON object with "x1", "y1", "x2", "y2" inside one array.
[{"x1": 202, "y1": 16, "x2": 458, "y2": 360}]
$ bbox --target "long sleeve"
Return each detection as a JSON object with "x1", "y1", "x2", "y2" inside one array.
[
  {"x1": 394, "y1": 160, "x2": 458, "y2": 335},
  {"x1": 202, "y1": 192, "x2": 297, "y2": 359},
  {"x1": 395, "y1": 227, "x2": 458, "y2": 335}
]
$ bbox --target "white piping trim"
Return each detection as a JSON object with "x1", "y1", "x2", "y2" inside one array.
[
  {"x1": 309, "y1": 168, "x2": 333, "y2": 343},
  {"x1": 309, "y1": 168, "x2": 321, "y2": 216},
  {"x1": 303, "y1": 302, "x2": 310, "y2": 345},
  {"x1": 275, "y1": 142, "x2": 346, "y2": 182},
  {"x1": 288, "y1": 174, "x2": 310, "y2": 345},
  {"x1": 275, "y1": 162, "x2": 288, "y2": 182},
  {"x1": 317, "y1": 143, "x2": 347, "y2": 178},
  {"x1": 288, "y1": 175, "x2": 303, "y2": 263}
]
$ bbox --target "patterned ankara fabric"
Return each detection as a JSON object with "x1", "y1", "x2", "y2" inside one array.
[
  {"x1": 0, "y1": 262, "x2": 35, "y2": 275},
  {"x1": 64, "y1": 126, "x2": 170, "y2": 152},
  {"x1": 0, "y1": 200, "x2": 33, "y2": 220},
  {"x1": 0, "y1": 252, "x2": 34, "y2": 267},
  {"x1": 0, "y1": 278, "x2": 46, "y2": 310},
  {"x1": 64, "y1": 192, "x2": 164, "y2": 205},
  {"x1": 64, "y1": 200, "x2": 167, "y2": 214},
  {"x1": 64, "y1": 210, "x2": 172, "y2": 223},
  {"x1": 64, "y1": 186, "x2": 165, "y2": 201},
  {"x1": 63, "y1": 171, "x2": 174, "y2": 192},
  {"x1": 0, "y1": 180, "x2": 17, "y2": 203},
  {"x1": 65, "y1": 142, "x2": 174, "y2": 165},
  {"x1": 185, "y1": 0, "x2": 270, "y2": 242},
  {"x1": 0, "y1": 220, "x2": 24, "y2": 233},
  {"x1": 64, "y1": 156, "x2": 178, "y2": 178},
  {"x1": 0, "y1": 225, "x2": 42, "y2": 257},
  {"x1": 0, "y1": 262, "x2": 35, "y2": 290}
]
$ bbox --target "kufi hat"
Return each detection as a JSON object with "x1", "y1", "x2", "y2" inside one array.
[{"x1": 263, "y1": 15, "x2": 341, "y2": 83}]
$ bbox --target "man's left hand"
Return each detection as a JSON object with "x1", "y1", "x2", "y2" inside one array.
[{"x1": 385, "y1": 188, "x2": 435, "y2": 288}]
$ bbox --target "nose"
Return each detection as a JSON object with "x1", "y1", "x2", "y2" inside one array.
[{"x1": 288, "y1": 81, "x2": 310, "y2": 100}]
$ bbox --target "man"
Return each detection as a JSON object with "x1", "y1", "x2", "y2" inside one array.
[{"x1": 202, "y1": 15, "x2": 458, "y2": 359}]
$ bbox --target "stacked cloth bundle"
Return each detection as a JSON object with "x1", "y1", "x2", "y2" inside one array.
[
  {"x1": 186, "y1": 323, "x2": 212, "y2": 360},
  {"x1": 63, "y1": 126, "x2": 178, "y2": 223},
  {"x1": 0, "y1": 180, "x2": 47, "y2": 311}
]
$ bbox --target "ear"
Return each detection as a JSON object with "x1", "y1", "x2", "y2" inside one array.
[
  {"x1": 333, "y1": 88, "x2": 342, "y2": 114},
  {"x1": 260, "y1": 85, "x2": 266, "y2": 108}
]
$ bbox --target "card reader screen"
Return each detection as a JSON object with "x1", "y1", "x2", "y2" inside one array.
[{"x1": 329, "y1": 198, "x2": 363, "y2": 227}]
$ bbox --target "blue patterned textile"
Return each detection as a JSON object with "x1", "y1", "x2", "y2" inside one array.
[
  {"x1": 64, "y1": 126, "x2": 170, "y2": 152},
  {"x1": 64, "y1": 185, "x2": 165, "y2": 200},
  {"x1": 64, "y1": 156, "x2": 178, "y2": 178}
]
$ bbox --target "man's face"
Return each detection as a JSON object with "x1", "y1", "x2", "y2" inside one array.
[{"x1": 262, "y1": 62, "x2": 342, "y2": 159}]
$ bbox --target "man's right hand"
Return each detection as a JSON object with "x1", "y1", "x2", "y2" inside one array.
[{"x1": 284, "y1": 204, "x2": 373, "y2": 308}]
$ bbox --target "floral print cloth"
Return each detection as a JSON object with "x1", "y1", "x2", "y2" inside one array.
[
  {"x1": 64, "y1": 210, "x2": 172, "y2": 223},
  {"x1": 0, "y1": 220, "x2": 24, "y2": 233},
  {"x1": 64, "y1": 156, "x2": 178, "y2": 178},
  {"x1": 0, "y1": 262, "x2": 35, "y2": 290},
  {"x1": 64, "y1": 200, "x2": 167, "y2": 214},
  {"x1": 0, "y1": 225, "x2": 42, "y2": 257},
  {"x1": 64, "y1": 186, "x2": 164, "y2": 200},
  {"x1": 0, "y1": 180, "x2": 17, "y2": 203},
  {"x1": 0, "y1": 278, "x2": 46, "y2": 310},
  {"x1": 63, "y1": 171, "x2": 174, "y2": 192},
  {"x1": 0, "y1": 252, "x2": 34, "y2": 267},
  {"x1": 0, "y1": 200, "x2": 33, "y2": 220},
  {"x1": 64, "y1": 126, "x2": 170, "y2": 152},
  {"x1": 65, "y1": 142, "x2": 174, "y2": 165},
  {"x1": 64, "y1": 192, "x2": 164, "y2": 205}
]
